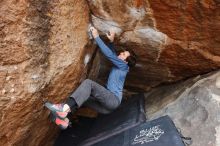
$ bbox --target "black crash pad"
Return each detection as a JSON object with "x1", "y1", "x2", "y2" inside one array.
[
  {"x1": 94, "y1": 116, "x2": 185, "y2": 146},
  {"x1": 54, "y1": 93, "x2": 146, "y2": 146}
]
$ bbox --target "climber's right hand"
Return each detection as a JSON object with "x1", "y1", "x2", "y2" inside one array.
[{"x1": 106, "y1": 29, "x2": 115, "y2": 42}]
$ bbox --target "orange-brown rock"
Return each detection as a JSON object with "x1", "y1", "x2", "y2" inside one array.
[
  {"x1": 0, "y1": 0, "x2": 220, "y2": 145},
  {"x1": 0, "y1": 0, "x2": 94, "y2": 146},
  {"x1": 88, "y1": 0, "x2": 220, "y2": 91}
]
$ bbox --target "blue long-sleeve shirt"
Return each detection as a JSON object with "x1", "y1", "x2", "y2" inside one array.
[{"x1": 95, "y1": 37, "x2": 129, "y2": 101}]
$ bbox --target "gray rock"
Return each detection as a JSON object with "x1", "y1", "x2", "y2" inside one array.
[{"x1": 145, "y1": 71, "x2": 220, "y2": 146}]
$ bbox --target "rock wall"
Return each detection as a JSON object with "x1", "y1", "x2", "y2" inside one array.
[
  {"x1": 0, "y1": 0, "x2": 220, "y2": 145},
  {"x1": 88, "y1": 0, "x2": 220, "y2": 91},
  {"x1": 0, "y1": 0, "x2": 94, "y2": 145},
  {"x1": 145, "y1": 70, "x2": 220, "y2": 146}
]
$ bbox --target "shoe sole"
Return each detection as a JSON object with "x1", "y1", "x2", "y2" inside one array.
[
  {"x1": 45, "y1": 102, "x2": 66, "y2": 119},
  {"x1": 50, "y1": 112, "x2": 69, "y2": 130}
]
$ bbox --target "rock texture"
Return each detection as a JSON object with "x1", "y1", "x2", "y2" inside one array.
[
  {"x1": 0, "y1": 0, "x2": 94, "y2": 146},
  {"x1": 88, "y1": 0, "x2": 220, "y2": 91},
  {"x1": 0, "y1": 0, "x2": 220, "y2": 146},
  {"x1": 145, "y1": 71, "x2": 220, "y2": 146}
]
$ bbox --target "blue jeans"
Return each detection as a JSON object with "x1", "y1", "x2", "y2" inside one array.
[{"x1": 67, "y1": 79, "x2": 120, "y2": 114}]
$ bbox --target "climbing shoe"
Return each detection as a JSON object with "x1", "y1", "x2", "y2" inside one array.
[
  {"x1": 45, "y1": 102, "x2": 68, "y2": 119},
  {"x1": 50, "y1": 113, "x2": 70, "y2": 130}
]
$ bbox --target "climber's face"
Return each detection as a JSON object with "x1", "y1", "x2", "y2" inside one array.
[{"x1": 118, "y1": 51, "x2": 130, "y2": 62}]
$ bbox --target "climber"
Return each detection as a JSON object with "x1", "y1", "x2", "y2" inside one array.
[{"x1": 44, "y1": 26, "x2": 137, "y2": 129}]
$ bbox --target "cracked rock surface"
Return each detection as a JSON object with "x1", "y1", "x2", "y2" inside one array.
[{"x1": 89, "y1": 0, "x2": 220, "y2": 91}]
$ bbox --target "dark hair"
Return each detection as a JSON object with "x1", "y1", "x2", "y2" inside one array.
[{"x1": 125, "y1": 49, "x2": 137, "y2": 68}]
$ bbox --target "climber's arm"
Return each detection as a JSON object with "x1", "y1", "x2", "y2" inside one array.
[{"x1": 90, "y1": 27, "x2": 127, "y2": 69}]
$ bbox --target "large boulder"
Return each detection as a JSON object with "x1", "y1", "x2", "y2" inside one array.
[
  {"x1": 0, "y1": 0, "x2": 220, "y2": 145},
  {"x1": 0, "y1": 0, "x2": 94, "y2": 145},
  {"x1": 88, "y1": 0, "x2": 220, "y2": 91},
  {"x1": 145, "y1": 70, "x2": 220, "y2": 146}
]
